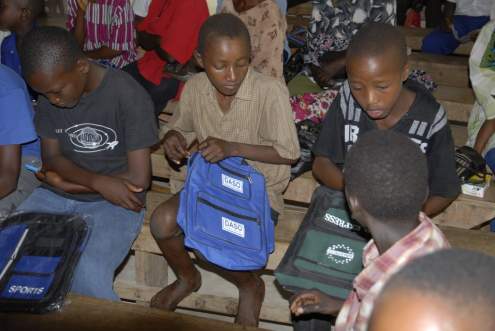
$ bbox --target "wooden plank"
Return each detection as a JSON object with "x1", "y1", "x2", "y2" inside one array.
[
  {"x1": 450, "y1": 123, "x2": 468, "y2": 147},
  {"x1": 115, "y1": 281, "x2": 292, "y2": 325},
  {"x1": 0, "y1": 294, "x2": 270, "y2": 331},
  {"x1": 409, "y1": 52, "x2": 469, "y2": 88},
  {"x1": 434, "y1": 85, "x2": 474, "y2": 123}
]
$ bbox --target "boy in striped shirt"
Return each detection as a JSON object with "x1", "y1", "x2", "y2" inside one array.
[{"x1": 67, "y1": 0, "x2": 136, "y2": 69}]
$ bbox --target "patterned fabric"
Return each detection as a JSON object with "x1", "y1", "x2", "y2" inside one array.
[
  {"x1": 67, "y1": 0, "x2": 137, "y2": 69},
  {"x1": 305, "y1": 0, "x2": 396, "y2": 66},
  {"x1": 335, "y1": 213, "x2": 450, "y2": 331},
  {"x1": 168, "y1": 68, "x2": 300, "y2": 213},
  {"x1": 221, "y1": 0, "x2": 286, "y2": 80},
  {"x1": 467, "y1": 21, "x2": 495, "y2": 155},
  {"x1": 291, "y1": 88, "x2": 339, "y2": 123}
]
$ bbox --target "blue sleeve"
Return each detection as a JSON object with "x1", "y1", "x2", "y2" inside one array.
[{"x1": 0, "y1": 87, "x2": 37, "y2": 146}]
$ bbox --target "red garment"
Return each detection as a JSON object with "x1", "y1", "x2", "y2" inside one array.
[{"x1": 137, "y1": 0, "x2": 209, "y2": 85}]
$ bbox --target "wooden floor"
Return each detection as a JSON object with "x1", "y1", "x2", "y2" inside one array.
[{"x1": 0, "y1": 295, "x2": 269, "y2": 331}]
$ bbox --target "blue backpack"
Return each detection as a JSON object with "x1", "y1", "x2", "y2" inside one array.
[
  {"x1": 0, "y1": 213, "x2": 89, "y2": 313},
  {"x1": 177, "y1": 153, "x2": 275, "y2": 270}
]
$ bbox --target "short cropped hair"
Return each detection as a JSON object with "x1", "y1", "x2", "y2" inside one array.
[
  {"x1": 344, "y1": 130, "x2": 427, "y2": 222},
  {"x1": 197, "y1": 13, "x2": 251, "y2": 55},
  {"x1": 20, "y1": 26, "x2": 84, "y2": 78},
  {"x1": 347, "y1": 22, "x2": 408, "y2": 68},
  {"x1": 379, "y1": 249, "x2": 495, "y2": 324}
]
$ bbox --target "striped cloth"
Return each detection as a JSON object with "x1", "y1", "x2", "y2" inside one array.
[
  {"x1": 67, "y1": 0, "x2": 137, "y2": 69},
  {"x1": 335, "y1": 213, "x2": 450, "y2": 331}
]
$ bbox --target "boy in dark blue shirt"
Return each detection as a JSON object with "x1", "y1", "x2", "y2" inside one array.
[{"x1": 17, "y1": 27, "x2": 158, "y2": 301}]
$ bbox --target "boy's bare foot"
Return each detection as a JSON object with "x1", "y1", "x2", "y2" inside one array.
[
  {"x1": 235, "y1": 274, "x2": 265, "y2": 327},
  {"x1": 150, "y1": 270, "x2": 201, "y2": 311}
]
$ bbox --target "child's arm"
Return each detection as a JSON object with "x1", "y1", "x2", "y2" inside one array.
[
  {"x1": 473, "y1": 118, "x2": 495, "y2": 154},
  {"x1": 289, "y1": 289, "x2": 344, "y2": 317},
  {"x1": 40, "y1": 138, "x2": 144, "y2": 211},
  {"x1": 0, "y1": 145, "x2": 21, "y2": 199},
  {"x1": 312, "y1": 156, "x2": 345, "y2": 191},
  {"x1": 72, "y1": 0, "x2": 88, "y2": 49},
  {"x1": 198, "y1": 137, "x2": 297, "y2": 165},
  {"x1": 423, "y1": 196, "x2": 456, "y2": 217},
  {"x1": 84, "y1": 47, "x2": 123, "y2": 60}
]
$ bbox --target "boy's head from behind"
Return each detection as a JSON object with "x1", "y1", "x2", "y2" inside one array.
[
  {"x1": 346, "y1": 23, "x2": 409, "y2": 121},
  {"x1": 369, "y1": 249, "x2": 495, "y2": 331},
  {"x1": 0, "y1": 0, "x2": 44, "y2": 30},
  {"x1": 195, "y1": 13, "x2": 251, "y2": 97},
  {"x1": 344, "y1": 130, "x2": 427, "y2": 228},
  {"x1": 20, "y1": 26, "x2": 89, "y2": 109}
]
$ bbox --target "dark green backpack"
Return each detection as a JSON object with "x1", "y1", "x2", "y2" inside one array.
[{"x1": 275, "y1": 186, "x2": 369, "y2": 299}]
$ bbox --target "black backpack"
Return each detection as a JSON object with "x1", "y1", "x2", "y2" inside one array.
[
  {"x1": 0, "y1": 212, "x2": 89, "y2": 313},
  {"x1": 275, "y1": 186, "x2": 369, "y2": 299}
]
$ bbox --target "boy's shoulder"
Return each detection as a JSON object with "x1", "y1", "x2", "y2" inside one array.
[
  {"x1": 0, "y1": 64, "x2": 27, "y2": 94},
  {"x1": 403, "y1": 80, "x2": 443, "y2": 122}
]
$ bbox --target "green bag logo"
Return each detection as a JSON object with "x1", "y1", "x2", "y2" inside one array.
[{"x1": 325, "y1": 244, "x2": 355, "y2": 265}]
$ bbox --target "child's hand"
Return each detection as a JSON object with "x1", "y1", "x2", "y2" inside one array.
[
  {"x1": 77, "y1": 0, "x2": 89, "y2": 12},
  {"x1": 289, "y1": 289, "x2": 342, "y2": 316},
  {"x1": 163, "y1": 130, "x2": 189, "y2": 165},
  {"x1": 198, "y1": 137, "x2": 235, "y2": 163},
  {"x1": 93, "y1": 176, "x2": 144, "y2": 212}
]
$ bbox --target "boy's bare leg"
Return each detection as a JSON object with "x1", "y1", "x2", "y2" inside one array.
[
  {"x1": 149, "y1": 195, "x2": 201, "y2": 310},
  {"x1": 215, "y1": 268, "x2": 265, "y2": 327}
]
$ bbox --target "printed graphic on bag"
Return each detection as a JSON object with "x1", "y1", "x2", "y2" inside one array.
[
  {"x1": 325, "y1": 244, "x2": 355, "y2": 265},
  {"x1": 322, "y1": 208, "x2": 360, "y2": 231},
  {"x1": 221, "y1": 174, "x2": 244, "y2": 194},
  {"x1": 222, "y1": 217, "x2": 246, "y2": 238}
]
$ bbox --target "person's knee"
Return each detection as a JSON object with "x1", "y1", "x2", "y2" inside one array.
[
  {"x1": 421, "y1": 31, "x2": 458, "y2": 54},
  {"x1": 150, "y1": 199, "x2": 180, "y2": 240}
]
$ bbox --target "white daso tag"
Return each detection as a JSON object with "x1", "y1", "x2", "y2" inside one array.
[
  {"x1": 222, "y1": 217, "x2": 245, "y2": 238},
  {"x1": 221, "y1": 174, "x2": 244, "y2": 194}
]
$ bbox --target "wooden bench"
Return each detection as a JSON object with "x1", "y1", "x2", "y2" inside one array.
[
  {"x1": 0, "y1": 294, "x2": 270, "y2": 331},
  {"x1": 114, "y1": 188, "x2": 495, "y2": 325}
]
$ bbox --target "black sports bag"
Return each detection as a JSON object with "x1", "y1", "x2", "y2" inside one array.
[
  {"x1": 275, "y1": 186, "x2": 370, "y2": 299},
  {"x1": 0, "y1": 212, "x2": 89, "y2": 313}
]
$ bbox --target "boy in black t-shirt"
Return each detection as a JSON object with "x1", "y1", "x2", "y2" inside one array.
[
  {"x1": 16, "y1": 27, "x2": 158, "y2": 301},
  {"x1": 312, "y1": 22, "x2": 460, "y2": 217}
]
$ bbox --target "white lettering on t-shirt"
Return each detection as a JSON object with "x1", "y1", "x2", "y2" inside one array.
[
  {"x1": 65, "y1": 123, "x2": 119, "y2": 153},
  {"x1": 345, "y1": 125, "x2": 360, "y2": 144}
]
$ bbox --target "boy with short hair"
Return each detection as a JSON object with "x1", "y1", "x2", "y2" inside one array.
[
  {"x1": 67, "y1": 0, "x2": 137, "y2": 69},
  {"x1": 0, "y1": 0, "x2": 44, "y2": 100},
  {"x1": 290, "y1": 130, "x2": 451, "y2": 331},
  {"x1": 312, "y1": 22, "x2": 460, "y2": 217},
  {"x1": 369, "y1": 249, "x2": 495, "y2": 331},
  {"x1": 150, "y1": 13, "x2": 300, "y2": 327},
  {"x1": 0, "y1": 64, "x2": 40, "y2": 217},
  {"x1": 17, "y1": 26, "x2": 158, "y2": 301}
]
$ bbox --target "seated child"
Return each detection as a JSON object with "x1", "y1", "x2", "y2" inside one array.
[
  {"x1": 368, "y1": 249, "x2": 495, "y2": 331},
  {"x1": 0, "y1": 64, "x2": 40, "y2": 217},
  {"x1": 466, "y1": 20, "x2": 495, "y2": 173},
  {"x1": 149, "y1": 14, "x2": 300, "y2": 326},
  {"x1": 0, "y1": 0, "x2": 44, "y2": 100},
  {"x1": 123, "y1": 0, "x2": 209, "y2": 116},
  {"x1": 67, "y1": 0, "x2": 137, "y2": 69},
  {"x1": 312, "y1": 22, "x2": 460, "y2": 217},
  {"x1": 17, "y1": 26, "x2": 158, "y2": 300},
  {"x1": 422, "y1": 0, "x2": 491, "y2": 55},
  {"x1": 220, "y1": 0, "x2": 287, "y2": 80},
  {"x1": 290, "y1": 130, "x2": 451, "y2": 331}
]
